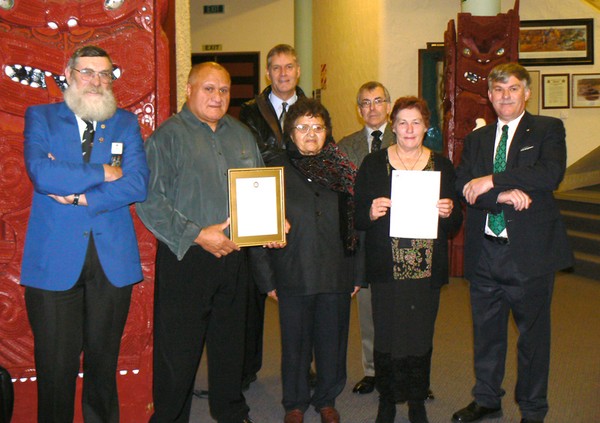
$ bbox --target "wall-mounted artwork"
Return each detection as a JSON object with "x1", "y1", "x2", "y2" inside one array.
[{"x1": 519, "y1": 19, "x2": 594, "y2": 66}]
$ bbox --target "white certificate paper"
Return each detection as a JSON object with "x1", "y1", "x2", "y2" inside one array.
[
  {"x1": 389, "y1": 170, "x2": 440, "y2": 239},
  {"x1": 235, "y1": 176, "x2": 278, "y2": 237}
]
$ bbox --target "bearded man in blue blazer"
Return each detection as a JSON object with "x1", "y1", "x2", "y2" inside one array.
[
  {"x1": 21, "y1": 45, "x2": 149, "y2": 422},
  {"x1": 453, "y1": 63, "x2": 572, "y2": 423}
]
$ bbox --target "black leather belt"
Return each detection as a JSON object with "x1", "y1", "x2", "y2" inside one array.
[{"x1": 484, "y1": 234, "x2": 509, "y2": 245}]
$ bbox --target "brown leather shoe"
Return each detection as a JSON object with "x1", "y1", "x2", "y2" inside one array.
[
  {"x1": 284, "y1": 409, "x2": 304, "y2": 423},
  {"x1": 319, "y1": 407, "x2": 340, "y2": 423}
]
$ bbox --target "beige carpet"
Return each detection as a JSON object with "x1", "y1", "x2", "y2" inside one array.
[{"x1": 191, "y1": 273, "x2": 600, "y2": 422}]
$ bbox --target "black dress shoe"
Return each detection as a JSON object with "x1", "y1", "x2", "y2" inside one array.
[
  {"x1": 452, "y1": 401, "x2": 502, "y2": 422},
  {"x1": 426, "y1": 389, "x2": 435, "y2": 401},
  {"x1": 192, "y1": 389, "x2": 209, "y2": 399},
  {"x1": 242, "y1": 373, "x2": 257, "y2": 391},
  {"x1": 352, "y1": 376, "x2": 375, "y2": 394},
  {"x1": 521, "y1": 419, "x2": 543, "y2": 423}
]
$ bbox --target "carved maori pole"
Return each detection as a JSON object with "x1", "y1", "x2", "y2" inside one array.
[
  {"x1": 0, "y1": 1, "x2": 170, "y2": 420},
  {"x1": 443, "y1": 0, "x2": 520, "y2": 275}
]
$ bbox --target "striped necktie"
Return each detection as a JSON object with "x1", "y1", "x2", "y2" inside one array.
[{"x1": 279, "y1": 102, "x2": 288, "y2": 130}]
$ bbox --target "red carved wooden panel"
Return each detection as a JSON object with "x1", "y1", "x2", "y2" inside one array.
[
  {"x1": 0, "y1": 1, "x2": 170, "y2": 421},
  {"x1": 443, "y1": 0, "x2": 520, "y2": 276}
]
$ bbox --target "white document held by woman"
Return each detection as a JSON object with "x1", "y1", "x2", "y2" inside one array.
[{"x1": 389, "y1": 170, "x2": 440, "y2": 239}]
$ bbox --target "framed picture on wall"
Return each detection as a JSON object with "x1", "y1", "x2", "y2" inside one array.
[
  {"x1": 572, "y1": 73, "x2": 600, "y2": 108},
  {"x1": 519, "y1": 19, "x2": 594, "y2": 66},
  {"x1": 526, "y1": 70, "x2": 540, "y2": 114},
  {"x1": 542, "y1": 74, "x2": 570, "y2": 109}
]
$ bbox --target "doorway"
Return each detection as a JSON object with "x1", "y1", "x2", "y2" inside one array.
[{"x1": 192, "y1": 52, "x2": 260, "y2": 119}]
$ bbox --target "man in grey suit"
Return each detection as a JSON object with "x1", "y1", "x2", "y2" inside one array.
[{"x1": 338, "y1": 81, "x2": 394, "y2": 394}]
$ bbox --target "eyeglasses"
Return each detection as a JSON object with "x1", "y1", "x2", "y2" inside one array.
[
  {"x1": 359, "y1": 97, "x2": 388, "y2": 108},
  {"x1": 71, "y1": 68, "x2": 114, "y2": 83},
  {"x1": 294, "y1": 124, "x2": 326, "y2": 134}
]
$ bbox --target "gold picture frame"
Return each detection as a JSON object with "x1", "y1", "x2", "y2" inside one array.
[
  {"x1": 526, "y1": 70, "x2": 540, "y2": 115},
  {"x1": 228, "y1": 167, "x2": 286, "y2": 247}
]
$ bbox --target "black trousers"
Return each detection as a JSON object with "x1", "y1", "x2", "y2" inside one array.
[
  {"x1": 25, "y1": 236, "x2": 132, "y2": 423},
  {"x1": 469, "y1": 238, "x2": 554, "y2": 421},
  {"x1": 278, "y1": 293, "x2": 350, "y2": 413},
  {"x1": 242, "y1": 269, "x2": 266, "y2": 381},
  {"x1": 150, "y1": 242, "x2": 249, "y2": 423}
]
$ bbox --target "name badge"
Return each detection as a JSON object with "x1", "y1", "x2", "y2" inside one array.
[{"x1": 111, "y1": 142, "x2": 123, "y2": 154}]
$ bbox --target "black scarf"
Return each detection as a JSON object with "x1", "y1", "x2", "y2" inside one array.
[{"x1": 287, "y1": 137, "x2": 359, "y2": 254}]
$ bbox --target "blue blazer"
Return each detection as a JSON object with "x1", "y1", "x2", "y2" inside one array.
[{"x1": 21, "y1": 102, "x2": 149, "y2": 290}]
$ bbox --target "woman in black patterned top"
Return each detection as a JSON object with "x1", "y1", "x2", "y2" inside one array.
[{"x1": 354, "y1": 97, "x2": 462, "y2": 423}]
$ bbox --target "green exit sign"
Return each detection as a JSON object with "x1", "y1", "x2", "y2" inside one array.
[{"x1": 203, "y1": 5, "x2": 224, "y2": 14}]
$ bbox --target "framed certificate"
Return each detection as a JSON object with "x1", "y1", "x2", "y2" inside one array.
[
  {"x1": 542, "y1": 74, "x2": 570, "y2": 109},
  {"x1": 228, "y1": 167, "x2": 286, "y2": 247}
]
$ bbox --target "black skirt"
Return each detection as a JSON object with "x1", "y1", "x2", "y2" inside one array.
[{"x1": 371, "y1": 278, "x2": 440, "y2": 358}]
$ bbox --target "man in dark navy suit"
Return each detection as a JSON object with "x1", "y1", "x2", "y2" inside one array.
[{"x1": 453, "y1": 63, "x2": 573, "y2": 423}]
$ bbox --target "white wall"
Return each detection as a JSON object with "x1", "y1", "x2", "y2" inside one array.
[
  {"x1": 312, "y1": 0, "x2": 382, "y2": 137},
  {"x1": 189, "y1": 0, "x2": 295, "y2": 90}
]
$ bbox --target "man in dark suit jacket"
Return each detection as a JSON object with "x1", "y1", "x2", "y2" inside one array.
[
  {"x1": 453, "y1": 63, "x2": 573, "y2": 423},
  {"x1": 238, "y1": 44, "x2": 306, "y2": 390},
  {"x1": 240, "y1": 43, "x2": 306, "y2": 165},
  {"x1": 22, "y1": 45, "x2": 149, "y2": 422},
  {"x1": 337, "y1": 81, "x2": 394, "y2": 395}
]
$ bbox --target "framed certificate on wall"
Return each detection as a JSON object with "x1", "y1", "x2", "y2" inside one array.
[{"x1": 542, "y1": 74, "x2": 570, "y2": 109}]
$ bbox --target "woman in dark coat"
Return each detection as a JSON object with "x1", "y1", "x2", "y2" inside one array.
[
  {"x1": 252, "y1": 98, "x2": 362, "y2": 423},
  {"x1": 354, "y1": 96, "x2": 462, "y2": 423}
]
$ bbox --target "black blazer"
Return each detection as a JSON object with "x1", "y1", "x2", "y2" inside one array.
[
  {"x1": 455, "y1": 112, "x2": 573, "y2": 279},
  {"x1": 250, "y1": 152, "x2": 361, "y2": 297},
  {"x1": 354, "y1": 150, "x2": 463, "y2": 288},
  {"x1": 239, "y1": 85, "x2": 307, "y2": 165}
]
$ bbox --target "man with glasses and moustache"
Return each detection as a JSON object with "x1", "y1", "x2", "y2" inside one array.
[
  {"x1": 337, "y1": 81, "x2": 394, "y2": 395},
  {"x1": 21, "y1": 45, "x2": 149, "y2": 422}
]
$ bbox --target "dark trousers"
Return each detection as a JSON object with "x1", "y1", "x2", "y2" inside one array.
[
  {"x1": 469, "y1": 239, "x2": 554, "y2": 421},
  {"x1": 242, "y1": 270, "x2": 266, "y2": 380},
  {"x1": 278, "y1": 293, "x2": 350, "y2": 412},
  {"x1": 25, "y1": 236, "x2": 132, "y2": 423},
  {"x1": 150, "y1": 242, "x2": 249, "y2": 423}
]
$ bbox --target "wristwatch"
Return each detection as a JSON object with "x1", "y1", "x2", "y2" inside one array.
[{"x1": 72, "y1": 194, "x2": 80, "y2": 206}]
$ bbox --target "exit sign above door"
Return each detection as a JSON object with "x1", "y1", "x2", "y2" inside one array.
[{"x1": 203, "y1": 5, "x2": 224, "y2": 14}]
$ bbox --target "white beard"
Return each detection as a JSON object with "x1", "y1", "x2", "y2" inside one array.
[{"x1": 64, "y1": 82, "x2": 118, "y2": 122}]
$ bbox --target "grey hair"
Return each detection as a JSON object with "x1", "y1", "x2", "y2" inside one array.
[{"x1": 357, "y1": 81, "x2": 391, "y2": 105}]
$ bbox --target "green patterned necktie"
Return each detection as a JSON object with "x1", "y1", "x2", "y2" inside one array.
[{"x1": 487, "y1": 124, "x2": 509, "y2": 235}]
